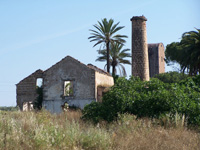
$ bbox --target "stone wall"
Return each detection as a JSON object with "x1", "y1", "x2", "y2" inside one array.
[
  {"x1": 22, "y1": 102, "x2": 33, "y2": 111},
  {"x1": 131, "y1": 16, "x2": 149, "y2": 81},
  {"x1": 16, "y1": 56, "x2": 114, "y2": 113},
  {"x1": 16, "y1": 69, "x2": 43, "y2": 110},
  {"x1": 42, "y1": 56, "x2": 96, "y2": 113},
  {"x1": 95, "y1": 71, "x2": 114, "y2": 102},
  {"x1": 148, "y1": 43, "x2": 165, "y2": 77},
  {"x1": 158, "y1": 43, "x2": 165, "y2": 74}
]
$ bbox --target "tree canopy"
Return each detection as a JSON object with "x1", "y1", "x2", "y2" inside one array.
[
  {"x1": 88, "y1": 18, "x2": 128, "y2": 73},
  {"x1": 153, "y1": 71, "x2": 188, "y2": 83},
  {"x1": 165, "y1": 28, "x2": 200, "y2": 75},
  {"x1": 82, "y1": 75, "x2": 200, "y2": 125},
  {"x1": 96, "y1": 42, "x2": 131, "y2": 76}
]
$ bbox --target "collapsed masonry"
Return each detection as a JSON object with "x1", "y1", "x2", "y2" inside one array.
[
  {"x1": 131, "y1": 16, "x2": 165, "y2": 80},
  {"x1": 16, "y1": 15, "x2": 165, "y2": 113},
  {"x1": 16, "y1": 56, "x2": 114, "y2": 113},
  {"x1": 148, "y1": 43, "x2": 165, "y2": 77}
]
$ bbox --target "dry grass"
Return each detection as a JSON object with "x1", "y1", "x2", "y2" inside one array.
[
  {"x1": 110, "y1": 115, "x2": 200, "y2": 150},
  {"x1": 0, "y1": 110, "x2": 199, "y2": 150}
]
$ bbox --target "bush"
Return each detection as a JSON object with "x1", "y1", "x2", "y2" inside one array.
[
  {"x1": 0, "y1": 106, "x2": 19, "y2": 111},
  {"x1": 1, "y1": 111, "x2": 199, "y2": 150},
  {"x1": 82, "y1": 75, "x2": 200, "y2": 126},
  {"x1": 153, "y1": 71, "x2": 188, "y2": 83},
  {"x1": 33, "y1": 87, "x2": 43, "y2": 110}
]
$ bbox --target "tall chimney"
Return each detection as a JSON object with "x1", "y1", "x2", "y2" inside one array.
[{"x1": 131, "y1": 16, "x2": 149, "y2": 81}]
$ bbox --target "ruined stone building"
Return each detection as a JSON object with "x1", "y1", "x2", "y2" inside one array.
[
  {"x1": 131, "y1": 16, "x2": 165, "y2": 80},
  {"x1": 148, "y1": 43, "x2": 165, "y2": 77},
  {"x1": 16, "y1": 56, "x2": 114, "y2": 113},
  {"x1": 16, "y1": 69, "x2": 43, "y2": 111},
  {"x1": 17, "y1": 15, "x2": 165, "y2": 113}
]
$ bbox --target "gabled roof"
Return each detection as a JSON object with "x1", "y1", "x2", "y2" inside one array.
[
  {"x1": 87, "y1": 64, "x2": 111, "y2": 76},
  {"x1": 44, "y1": 55, "x2": 86, "y2": 73},
  {"x1": 16, "y1": 69, "x2": 43, "y2": 85},
  {"x1": 44, "y1": 55, "x2": 112, "y2": 76},
  {"x1": 17, "y1": 56, "x2": 112, "y2": 85}
]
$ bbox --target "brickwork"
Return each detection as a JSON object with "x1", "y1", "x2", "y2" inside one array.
[
  {"x1": 131, "y1": 16, "x2": 149, "y2": 81},
  {"x1": 158, "y1": 43, "x2": 165, "y2": 74},
  {"x1": 148, "y1": 43, "x2": 165, "y2": 77},
  {"x1": 16, "y1": 69, "x2": 43, "y2": 110},
  {"x1": 16, "y1": 56, "x2": 114, "y2": 113},
  {"x1": 43, "y1": 56, "x2": 96, "y2": 101}
]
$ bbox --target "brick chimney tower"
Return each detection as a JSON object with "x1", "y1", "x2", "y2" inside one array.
[{"x1": 131, "y1": 16, "x2": 149, "y2": 81}]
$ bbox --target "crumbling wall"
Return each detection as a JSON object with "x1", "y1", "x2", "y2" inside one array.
[
  {"x1": 16, "y1": 56, "x2": 114, "y2": 113},
  {"x1": 22, "y1": 102, "x2": 33, "y2": 111},
  {"x1": 148, "y1": 44, "x2": 159, "y2": 77},
  {"x1": 16, "y1": 69, "x2": 43, "y2": 110},
  {"x1": 148, "y1": 43, "x2": 165, "y2": 77},
  {"x1": 97, "y1": 86, "x2": 105, "y2": 102},
  {"x1": 158, "y1": 43, "x2": 165, "y2": 74},
  {"x1": 42, "y1": 56, "x2": 96, "y2": 113},
  {"x1": 95, "y1": 71, "x2": 114, "y2": 102}
]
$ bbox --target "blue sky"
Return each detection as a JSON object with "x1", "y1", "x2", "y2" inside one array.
[{"x1": 0, "y1": 0, "x2": 199, "y2": 106}]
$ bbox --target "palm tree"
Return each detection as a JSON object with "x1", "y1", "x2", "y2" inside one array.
[
  {"x1": 181, "y1": 28, "x2": 200, "y2": 75},
  {"x1": 96, "y1": 42, "x2": 131, "y2": 76},
  {"x1": 165, "y1": 28, "x2": 200, "y2": 75},
  {"x1": 88, "y1": 18, "x2": 128, "y2": 73}
]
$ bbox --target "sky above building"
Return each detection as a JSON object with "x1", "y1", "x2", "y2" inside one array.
[{"x1": 0, "y1": 0, "x2": 199, "y2": 106}]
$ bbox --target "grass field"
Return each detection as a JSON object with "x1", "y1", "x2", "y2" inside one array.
[{"x1": 0, "y1": 110, "x2": 200, "y2": 150}]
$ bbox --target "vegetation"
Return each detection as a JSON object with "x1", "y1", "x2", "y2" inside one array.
[
  {"x1": 64, "y1": 81, "x2": 73, "y2": 97},
  {"x1": 96, "y1": 42, "x2": 131, "y2": 76},
  {"x1": 88, "y1": 18, "x2": 128, "y2": 73},
  {"x1": 82, "y1": 75, "x2": 200, "y2": 126},
  {"x1": 0, "y1": 110, "x2": 199, "y2": 150},
  {"x1": 33, "y1": 87, "x2": 43, "y2": 110},
  {"x1": 153, "y1": 71, "x2": 188, "y2": 83},
  {"x1": 1, "y1": 74, "x2": 200, "y2": 149},
  {"x1": 165, "y1": 28, "x2": 200, "y2": 75},
  {"x1": 0, "y1": 106, "x2": 19, "y2": 111}
]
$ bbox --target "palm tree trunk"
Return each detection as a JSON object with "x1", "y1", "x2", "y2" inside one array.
[
  {"x1": 112, "y1": 65, "x2": 116, "y2": 76},
  {"x1": 106, "y1": 41, "x2": 110, "y2": 73}
]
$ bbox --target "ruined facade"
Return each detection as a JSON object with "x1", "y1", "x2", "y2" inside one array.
[
  {"x1": 131, "y1": 16, "x2": 150, "y2": 81},
  {"x1": 16, "y1": 69, "x2": 43, "y2": 110},
  {"x1": 148, "y1": 43, "x2": 165, "y2": 77},
  {"x1": 16, "y1": 56, "x2": 114, "y2": 113},
  {"x1": 131, "y1": 16, "x2": 165, "y2": 79}
]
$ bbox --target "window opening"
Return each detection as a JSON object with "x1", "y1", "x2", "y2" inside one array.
[
  {"x1": 36, "y1": 78, "x2": 43, "y2": 88},
  {"x1": 64, "y1": 81, "x2": 73, "y2": 96}
]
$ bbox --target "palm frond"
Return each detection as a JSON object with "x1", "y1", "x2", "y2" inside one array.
[
  {"x1": 119, "y1": 64, "x2": 127, "y2": 76},
  {"x1": 111, "y1": 26, "x2": 124, "y2": 35},
  {"x1": 110, "y1": 22, "x2": 120, "y2": 35},
  {"x1": 89, "y1": 18, "x2": 128, "y2": 73},
  {"x1": 93, "y1": 40, "x2": 104, "y2": 47}
]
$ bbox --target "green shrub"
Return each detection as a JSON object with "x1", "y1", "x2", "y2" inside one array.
[
  {"x1": 82, "y1": 102, "x2": 104, "y2": 124},
  {"x1": 82, "y1": 75, "x2": 200, "y2": 126},
  {"x1": 33, "y1": 87, "x2": 43, "y2": 110},
  {"x1": 153, "y1": 71, "x2": 188, "y2": 83},
  {"x1": 0, "y1": 106, "x2": 19, "y2": 111}
]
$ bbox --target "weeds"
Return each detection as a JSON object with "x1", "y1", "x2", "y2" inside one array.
[{"x1": 0, "y1": 111, "x2": 199, "y2": 150}]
